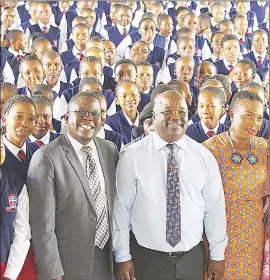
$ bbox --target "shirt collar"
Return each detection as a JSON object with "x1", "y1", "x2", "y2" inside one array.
[
  {"x1": 235, "y1": 32, "x2": 245, "y2": 41},
  {"x1": 122, "y1": 110, "x2": 140, "y2": 127},
  {"x1": 66, "y1": 131, "x2": 94, "y2": 154},
  {"x1": 76, "y1": 8, "x2": 82, "y2": 16},
  {"x1": 72, "y1": 45, "x2": 84, "y2": 56},
  {"x1": 29, "y1": 18, "x2": 36, "y2": 25},
  {"x1": 219, "y1": 113, "x2": 227, "y2": 124},
  {"x1": 100, "y1": 74, "x2": 104, "y2": 85},
  {"x1": 3, "y1": 135, "x2": 27, "y2": 158},
  {"x1": 29, "y1": 131, "x2": 50, "y2": 144},
  {"x1": 200, "y1": 121, "x2": 220, "y2": 135},
  {"x1": 117, "y1": 24, "x2": 131, "y2": 34},
  {"x1": 38, "y1": 22, "x2": 51, "y2": 30},
  {"x1": 152, "y1": 131, "x2": 187, "y2": 151},
  {"x1": 44, "y1": 79, "x2": 61, "y2": 93},
  {"x1": 253, "y1": 50, "x2": 266, "y2": 60},
  {"x1": 105, "y1": 61, "x2": 116, "y2": 69},
  {"x1": 223, "y1": 58, "x2": 238, "y2": 68},
  {"x1": 8, "y1": 47, "x2": 21, "y2": 57},
  {"x1": 149, "y1": 43, "x2": 154, "y2": 51},
  {"x1": 96, "y1": 127, "x2": 105, "y2": 139},
  {"x1": 212, "y1": 54, "x2": 223, "y2": 62},
  {"x1": 26, "y1": 87, "x2": 31, "y2": 97}
]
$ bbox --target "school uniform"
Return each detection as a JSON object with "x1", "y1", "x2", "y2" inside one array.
[
  {"x1": 205, "y1": 54, "x2": 223, "y2": 63},
  {"x1": 186, "y1": 121, "x2": 228, "y2": 143},
  {"x1": 263, "y1": 109, "x2": 269, "y2": 121},
  {"x1": 0, "y1": 54, "x2": 15, "y2": 84},
  {"x1": 106, "y1": 24, "x2": 138, "y2": 47},
  {"x1": 17, "y1": 3, "x2": 30, "y2": 24},
  {"x1": 250, "y1": 1, "x2": 268, "y2": 24},
  {"x1": 96, "y1": 127, "x2": 124, "y2": 152},
  {"x1": 1, "y1": 23, "x2": 20, "y2": 42},
  {"x1": 235, "y1": 33, "x2": 252, "y2": 54},
  {"x1": 20, "y1": 19, "x2": 36, "y2": 33},
  {"x1": 243, "y1": 50, "x2": 269, "y2": 70},
  {"x1": 210, "y1": 18, "x2": 220, "y2": 34},
  {"x1": 104, "y1": 110, "x2": 140, "y2": 144},
  {"x1": 28, "y1": 131, "x2": 61, "y2": 146},
  {"x1": 189, "y1": 112, "x2": 230, "y2": 125},
  {"x1": 0, "y1": 47, "x2": 21, "y2": 85},
  {"x1": 18, "y1": 87, "x2": 32, "y2": 98},
  {"x1": 0, "y1": 169, "x2": 32, "y2": 280},
  {"x1": 214, "y1": 58, "x2": 238, "y2": 75},
  {"x1": 51, "y1": 5, "x2": 71, "y2": 26},
  {"x1": 137, "y1": 92, "x2": 151, "y2": 113},
  {"x1": 258, "y1": 21, "x2": 269, "y2": 33},
  {"x1": 27, "y1": 23, "x2": 61, "y2": 51},
  {"x1": 61, "y1": 46, "x2": 83, "y2": 83},
  {"x1": 103, "y1": 62, "x2": 116, "y2": 78},
  {"x1": 2, "y1": 137, "x2": 39, "y2": 182}
]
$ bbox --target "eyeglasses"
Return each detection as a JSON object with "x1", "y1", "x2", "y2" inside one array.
[
  {"x1": 68, "y1": 110, "x2": 101, "y2": 118},
  {"x1": 159, "y1": 110, "x2": 187, "y2": 117}
]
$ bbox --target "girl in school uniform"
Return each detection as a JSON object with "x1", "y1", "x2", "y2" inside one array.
[
  {"x1": 1, "y1": 95, "x2": 38, "y2": 280},
  {"x1": 0, "y1": 131, "x2": 32, "y2": 280}
]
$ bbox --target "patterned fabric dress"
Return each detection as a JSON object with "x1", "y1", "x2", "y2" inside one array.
[{"x1": 203, "y1": 135, "x2": 268, "y2": 280}]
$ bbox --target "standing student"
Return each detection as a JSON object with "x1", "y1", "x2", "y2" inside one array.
[
  {"x1": 51, "y1": 0, "x2": 72, "y2": 27},
  {"x1": 105, "y1": 81, "x2": 141, "y2": 144},
  {"x1": 28, "y1": 94, "x2": 60, "y2": 146},
  {"x1": 113, "y1": 90, "x2": 228, "y2": 280},
  {"x1": 0, "y1": 131, "x2": 31, "y2": 280},
  {"x1": 103, "y1": 40, "x2": 117, "y2": 78},
  {"x1": 0, "y1": 82, "x2": 17, "y2": 116},
  {"x1": 27, "y1": 92, "x2": 118, "y2": 280},
  {"x1": 26, "y1": 2, "x2": 61, "y2": 52},
  {"x1": 186, "y1": 87, "x2": 228, "y2": 143},
  {"x1": 203, "y1": 90, "x2": 268, "y2": 280}
]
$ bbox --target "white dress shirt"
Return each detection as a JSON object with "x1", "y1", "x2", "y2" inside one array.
[
  {"x1": 113, "y1": 132, "x2": 228, "y2": 262},
  {"x1": 219, "y1": 113, "x2": 228, "y2": 124},
  {"x1": 3, "y1": 185, "x2": 31, "y2": 279},
  {"x1": 104, "y1": 24, "x2": 131, "y2": 41},
  {"x1": 29, "y1": 131, "x2": 51, "y2": 145},
  {"x1": 200, "y1": 121, "x2": 220, "y2": 135},
  {"x1": 252, "y1": 50, "x2": 266, "y2": 62},
  {"x1": 8, "y1": 47, "x2": 23, "y2": 58},
  {"x1": 3, "y1": 136, "x2": 26, "y2": 159},
  {"x1": 66, "y1": 131, "x2": 106, "y2": 194}
]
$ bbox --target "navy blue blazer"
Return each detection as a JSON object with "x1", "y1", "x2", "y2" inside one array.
[
  {"x1": 186, "y1": 122, "x2": 228, "y2": 143},
  {"x1": 104, "y1": 129, "x2": 124, "y2": 152},
  {"x1": 107, "y1": 25, "x2": 138, "y2": 47},
  {"x1": 27, "y1": 131, "x2": 61, "y2": 145},
  {"x1": 137, "y1": 93, "x2": 151, "y2": 113},
  {"x1": 17, "y1": 4, "x2": 30, "y2": 24},
  {"x1": 258, "y1": 22, "x2": 269, "y2": 33},
  {"x1": 1, "y1": 142, "x2": 39, "y2": 182},
  {"x1": 243, "y1": 51, "x2": 269, "y2": 69}
]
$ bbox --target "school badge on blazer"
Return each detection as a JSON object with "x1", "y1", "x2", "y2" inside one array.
[
  {"x1": 53, "y1": 40, "x2": 58, "y2": 48},
  {"x1": 6, "y1": 194, "x2": 17, "y2": 212}
]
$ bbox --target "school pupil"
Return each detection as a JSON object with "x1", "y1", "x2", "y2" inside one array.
[
  {"x1": 102, "y1": 40, "x2": 117, "y2": 78},
  {"x1": 19, "y1": 1, "x2": 39, "y2": 32},
  {"x1": 0, "y1": 83, "x2": 17, "y2": 117},
  {"x1": 31, "y1": 37, "x2": 52, "y2": 61},
  {"x1": 186, "y1": 86, "x2": 228, "y2": 143},
  {"x1": 208, "y1": 32, "x2": 225, "y2": 63},
  {"x1": 218, "y1": 19, "x2": 234, "y2": 35}
]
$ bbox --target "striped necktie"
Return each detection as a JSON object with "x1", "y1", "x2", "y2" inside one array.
[
  {"x1": 81, "y1": 146, "x2": 109, "y2": 249},
  {"x1": 166, "y1": 144, "x2": 181, "y2": 247},
  {"x1": 35, "y1": 140, "x2": 45, "y2": 147},
  {"x1": 258, "y1": 56, "x2": 263, "y2": 67},
  {"x1": 17, "y1": 149, "x2": 26, "y2": 162},
  {"x1": 207, "y1": 131, "x2": 215, "y2": 137}
]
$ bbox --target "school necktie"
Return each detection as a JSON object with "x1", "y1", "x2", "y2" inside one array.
[
  {"x1": 17, "y1": 54, "x2": 23, "y2": 61},
  {"x1": 239, "y1": 38, "x2": 244, "y2": 45},
  {"x1": 227, "y1": 64, "x2": 234, "y2": 73},
  {"x1": 207, "y1": 131, "x2": 215, "y2": 137},
  {"x1": 17, "y1": 149, "x2": 26, "y2": 162},
  {"x1": 166, "y1": 143, "x2": 181, "y2": 247},
  {"x1": 258, "y1": 56, "x2": 263, "y2": 67},
  {"x1": 42, "y1": 26, "x2": 48, "y2": 34},
  {"x1": 81, "y1": 146, "x2": 109, "y2": 249},
  {"x1": 61, "y1": 10, "x2": 66, "y2": 15},
  {"x1": 77, "y1": 52, "x2": 84, "y2": 62},
  {"x1": 35, "y1": 140, "x2": 45, "y2": 147},
  {"x1": 122, "y1": 28, "x2": 127, "y2": 36}
]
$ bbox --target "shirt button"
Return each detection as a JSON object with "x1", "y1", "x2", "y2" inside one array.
[
  {"x1": 90, "y1": 241, "x2": 94, "y2": 246},
  {"x1": 93, "y1": 217, "x2": 97, "y2": 222}
]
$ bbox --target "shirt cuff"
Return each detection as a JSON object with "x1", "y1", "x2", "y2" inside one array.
[
  {"x1": 114, "y1": 249, "x2": 132, "y2": 263},
  {"x1": 209, "y1": 235, "x2": 228, "y2": 261}
]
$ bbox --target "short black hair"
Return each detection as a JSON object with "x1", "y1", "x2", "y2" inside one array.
[
  {"x1": 32, "y1": 84, "x2": 52, "y2": 93},
  {"x1": 176, "y1": 36, "x2": 195, "y2": 48},
  {"x1": 213, "y1": 74, "x2": 232, "y2": 101},
  {"x1": 241, "y1": 81, "x2": 264, "y2": 91},
  {"x1": 1, "y1": 82, "x2": 17, "y2": 94},
  {"x1": 221, "y1": 34, "x2": 239, "y2": 48},
  {"x1": 138, "y1": 17, "x2": 157, "y2": 29},
  {"x1": 183, "y1": 12, "x2": 197, "y2": 20},
  {"x1": 2, "y1": 95, "x2": 36, "y2": 116},
  {"x1": 237, "y1": 59, "x2": 257, "y2": 76},
  {"x1": 150, "y1": 84, "x2": 174, "y2": 101},
  {"x1": 157, "y1": 14, "x2": 171, "y2": 26},
  {"x1": 115, "y1": 58, "x2": 137, "y2": 73},
  {"x1": 232, "y1": 14, "x2": 247, "y2": 25},
  {"x1": 218, "y1": 19, "x2": 233, "y2": 28},
  {"x1": 31, "y1": 94, "x2": 53, "y2": 110},
  {"x1": 252, "y1": 29, "x2": 268, "y2": 41},
  {"x1": 136, "y1": 61, "x2": 153, "y2": 69},
  {"x1": 79, "y1": 56, "x2": 102, "y2": 74},
  {"x1": 199, "y1": 86, "x2": 226, "y2": 105},
  {"x1": 19, "y1": 54, "x2": 43, "y2": 73},
  {"x1": 6, "y1": 29, "x2": 24, "y2": 45},
  {"x1": 68, "y1": 91, "x2": 100, "y2": 111},
  {"x1": 200, "y1": 76, "x2": 223, "y2": 88},
  {"x1": 79, "y1": 90, "x2": 106, "y2": 104},
  {"x1": 230, "y1": 90, "x2": 264, "y2": 111},
  {"x1": 79, "y1": 77, "x2": 103, "y2": 92},
  {"x1": 176, "y1": 6, "x2": 189, "y2": 17},
  {"x1": 31, "y1": 37, "x2": 52, "y2": 52},
  {"x1": 211, "y1": 31, "x2": 225, "y2": 42}
]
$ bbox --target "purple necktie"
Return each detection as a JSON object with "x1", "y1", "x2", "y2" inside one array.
[{"x1": 166, "y1": 144, "x2": 181, "y2": 247}]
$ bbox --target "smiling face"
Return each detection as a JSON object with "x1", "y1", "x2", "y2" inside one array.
[
  {"x1": 2, "y1": 102, "x2": 36, "y2": 147},
  {"x1": 20, "y1": 60, "x2": 45, "y2": 91},
  {"x1": 197, "y1": 90, "x2": 223, "y2": 129},
  {"x1": 66, "y1": 96, "x2": 101, "y2": 145},
  {"x1": 32, "y1": 103, "x2": 52, "y2": 139},
  {"x1": 103, "y1": 40, "x2": 116, "y2": 64},
  {"x1": 183, "y1": 14, "x2": 199, "y2": 34},
  {"x1": 116, "y1": 7, "x2": 132, "y2": 27},
  {"x1": 115, "y1": 82, "x2": 140, "y2": 114},
  {"x1": 232, "y1": 62, "x2": 254, "y2": 89},
  {"x1": 115, "y1": 63, "x2": 137, "y2": 83},
  {"x1": 153, "y1": 91, "x2": 188, "y2": 143},
  {"x1": 231, "y1": 99, "x2": 263, "y2": 139},
  {"x1": 130, "y1": 41, "x2": 149, "y2": 64}
]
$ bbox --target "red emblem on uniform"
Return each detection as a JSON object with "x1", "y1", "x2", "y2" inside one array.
[
  {"x1": 53, "y1": 40, "x2": 58, "y2": 47},
  {"x1": 6, "y1": 194, "x2": 17, "y2": 212}
]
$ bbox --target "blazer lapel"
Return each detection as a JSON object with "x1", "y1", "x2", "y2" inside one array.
[{"x1": 61, "y1": 132, "x2": 97, "y2": 214}]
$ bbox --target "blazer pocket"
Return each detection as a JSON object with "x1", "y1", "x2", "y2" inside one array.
[{"x1": 57, "y1": 239, "x2": 69, "y2": 248}]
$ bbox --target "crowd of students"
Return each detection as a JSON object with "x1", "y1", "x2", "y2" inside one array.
[{"x1": 0, "y1": 1, "x2": 269, "y2": 279}]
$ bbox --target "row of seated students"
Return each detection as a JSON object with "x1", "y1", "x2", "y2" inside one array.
[{"x1": 0, "y1": 1, "x2": 269, "y2": 278}]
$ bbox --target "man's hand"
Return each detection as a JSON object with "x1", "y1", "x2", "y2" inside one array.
[
  {"x1": 207, "y1": 260, "x2": 225, "y2": 280},
  {"x1": 116, "y1": 260, "x2": 136, "y2": 280}
]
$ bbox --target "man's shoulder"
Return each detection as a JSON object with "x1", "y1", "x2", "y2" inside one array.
[{"x1": 94, "y1": 137, "x2": 118, "y2": 154}]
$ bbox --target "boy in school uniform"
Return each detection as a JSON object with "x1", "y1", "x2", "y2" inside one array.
[
  {"x1": 243, "y1": 29, "x2": 269, "y2": 75},
  {"x1": 103, "y1": 40, "x2": 117, "y2": 78},
  {"x1": 218, "y1": 19, "x2": 234, "y2": 35},
  {"x1": 19, "y1": 1, "x2": 39, "y2": 32},
  {"x1": 51, "y1": 0, "x2": 72, "y2": 27},
  {"x1": 17, "y1": 54, "x2": 45, "y2": 98},
  {"x1": 61, "y1": 23, "x2": 90, "y2": 83},
  {"x1": 2, "y1": 30, "x2": 26, "y2": 86},
  {"x1": 174, "y1": 6, "x2": 190, "y2": 32},
  {"x1": 0, "y1": 132, "x2": 32, "y2": 280},
  {"x1": 206, "y1": 32, "x2": 225, "y2": 63},
  {"x1": 28, "y1": 94, "x2": 60, "y2": 147},
  {"x1": 105, "y1": 81, "x2": 141, "y2": 144},
  {"x1": 81, "y1": 8, "x2": 102, "y2": 39},
  {"x1": 1, "y1": 7, "x2": 19, "y2": 47},
  {"x1": 26, "y1": 2, "x2": 61, "y2": 52},
  {"x1": 258, "y1": 5, "x2": 269, "y2": 33},
  {"x1": 186, "y1": 86, "x2": 228, "y2": 143},
  {"x1": 209, "y1": 3, "x2": 226, "y2": 34},
  {"x1": 0, "y1": 82, "x2": 17, "y2": 116},
  {"x1": 105, "y1": 4, "x2": 138, "y2": 47},
  {"x1": 233, "y1": 15, "x2": 252, "y2": 54},
  {"x1": 135, "y1": 61, "x2": 153, "y2": 112}
]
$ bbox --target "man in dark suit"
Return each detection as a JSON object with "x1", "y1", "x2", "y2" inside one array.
[{"x1": 27, "y1": 91, "x2": 118, "y2": 280}]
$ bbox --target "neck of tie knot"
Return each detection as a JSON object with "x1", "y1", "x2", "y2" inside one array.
[
  {"x1": 17, "y1": 149, "x2": 26, "y2": 161},
  {"x1": 122, "y1": 28, "x2": 127, "y2": 36},
  {"x1": 17, "y1": 54, "x2": 23, "y2": 60},
  {"x1": 35, "y1": 140, "x2": 44, "y2": 147},
  {"x1": 81, "y1": 145, "x2": 93, "y2": 155},
  {"x1": 228, "y1": 65, "x2": 234, "y2": 72},
  {"x1": 42, "y1": 26, "x2": 48, "y2": 33},
  {"x1": 207, "y1": 130, "x2": 215, "y2": 137},
  {"x1": 167, "y1": 143, "x2": 176, "y2": 153},
  {"x1": 77, "y1": 52, "x2": 84, "y2": 62}
]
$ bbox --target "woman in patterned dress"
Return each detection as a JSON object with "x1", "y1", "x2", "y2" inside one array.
[{"x1": 203, "y1": 90, "x2": 269, "y2": 280}]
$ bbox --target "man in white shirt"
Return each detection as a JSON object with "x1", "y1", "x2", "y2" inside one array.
[{"x1": 113, "y1": 90, "x2": 228, "y2": 280}]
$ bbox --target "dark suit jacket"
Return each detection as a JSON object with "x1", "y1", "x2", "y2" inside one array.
[{"x1": 27, "y1": 132, "x2": 118, "y2": 280}]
